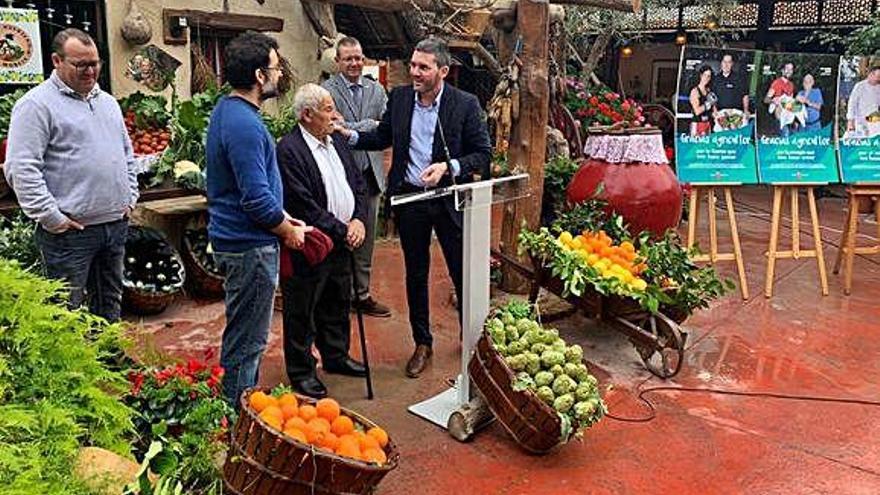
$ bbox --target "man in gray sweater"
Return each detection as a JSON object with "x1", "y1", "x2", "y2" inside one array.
[{"x1": 4, "y1": 28, "x2": 138, "y2": 322}]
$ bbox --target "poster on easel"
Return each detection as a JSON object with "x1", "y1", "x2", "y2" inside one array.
[
  {"x1": 674, "y1": 46, "x2": 759, "y2": 184},
  {"x1": 0, "y1": 8, "x2": 43, "y2": 85},
  {"x1": 755, "y1": 51, "x2": 840, "y2": 184},
  {"x1": 837, "y1": 56, "x2": 880, "y2": 183}
]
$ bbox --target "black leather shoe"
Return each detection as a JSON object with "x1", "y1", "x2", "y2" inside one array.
[
  {"x1": 292, "y1": 377, "x2": 328, "y2": 399},
  {"x1": 323, "y1": 357, "x2": 367, "y2": 377}
]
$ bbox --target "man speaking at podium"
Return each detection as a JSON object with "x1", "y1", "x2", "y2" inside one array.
[{"x1": 336, "y1": 36, "x2": 491, "y2": 378}]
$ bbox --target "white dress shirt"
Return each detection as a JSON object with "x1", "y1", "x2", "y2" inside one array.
[{"x1": 300, "y1": 127, "x2": 355, "y2": 223}]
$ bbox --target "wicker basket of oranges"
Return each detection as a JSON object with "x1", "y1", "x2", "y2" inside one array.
[{"x1": 223, "y1": 388, "x2": 398, "y2": 495}]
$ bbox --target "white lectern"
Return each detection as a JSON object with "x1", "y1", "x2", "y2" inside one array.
[{"x1": 391, "y1": 174, "x2": 530, "y2": 432}]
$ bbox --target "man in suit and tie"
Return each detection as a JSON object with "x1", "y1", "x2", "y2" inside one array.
[
  {"x1": 277, "y1": 83, "x2": 369, "y2": 398},
  {"x1": 336, "y1": 37, "x2": 492, "y2": 378},
  {"x1": 322, "y1": 36, "x2": 392, "y2": 318}
]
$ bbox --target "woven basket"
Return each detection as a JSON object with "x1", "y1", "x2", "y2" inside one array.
[
  {"x1": 122, "y1": 226, "x2": 186, "y2": 316},
  {"x1": 181, "y1": 228, "x2": 224, "y2": 299},
  {"x1": 223, "y1": 388, "x2": 399, "y2": 495},
  {"x1": 468, "y1": 334, "x2": 564, "y2": 454}
]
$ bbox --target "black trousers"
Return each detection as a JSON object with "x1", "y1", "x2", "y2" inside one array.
[
  {"x1": 281, "y1": 249, "x2": 352, "y2": 381},
  {"x1": 395, "y1": 195, "x2": 463, "y2": 348}
]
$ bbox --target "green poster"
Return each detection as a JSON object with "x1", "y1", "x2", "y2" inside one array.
[
  {"x1": 837, "y1": 57, "x2": 880, "y2": 183},
  {"x1": 676, "y1": 122, "x2": 758, "y2": 183},
  {"x1": 675, "y1": 46, "x2": 759, "y2": 184},
  {"x1": 755, "y1": 52, "x2": 840, "y2": 184},
  {"x1": 757, "y1": 124, "x2": 840, "y2": 183}
]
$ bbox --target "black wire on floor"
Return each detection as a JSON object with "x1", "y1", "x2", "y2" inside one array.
[{"x1": 605, "y1": 385, "x2": 880, "y2": 423}]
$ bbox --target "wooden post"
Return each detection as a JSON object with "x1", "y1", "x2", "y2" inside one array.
[
  {"x1": 499, "y1": 0, "x2": 550, "y2": 293},
  {"x1": 685, "y1": 185, "x2": 749, "y2": 300},
  {"x1": 764, "y1": 185, "x2": 828, "y2": 298}
]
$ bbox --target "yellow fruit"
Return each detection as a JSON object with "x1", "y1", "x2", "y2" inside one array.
[
  {"x1": 559, "y1": 231, "x2": 573, "y2": 245},
  {"x1": 622, "y1": 271, "x2": 634, "y2": 283},
  {"x1": 570, "y1": 236, "x2": 583, "y2": 250},
  {"x1": 587, "y1": 253, "x2": 600, "y2": 265},
  {"x1": 631, "y1": 278, "x2": 648, "y2": 291}
]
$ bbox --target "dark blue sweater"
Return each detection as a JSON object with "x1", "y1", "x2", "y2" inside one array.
[{"x1": 206, "y1": 96, "x2": 284, "y2": 252}]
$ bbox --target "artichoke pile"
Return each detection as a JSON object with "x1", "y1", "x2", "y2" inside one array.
[{"x1": 485, "y1": 301, "x2": 606, "y2": 441}]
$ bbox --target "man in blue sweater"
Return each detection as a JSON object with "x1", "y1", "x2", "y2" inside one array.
[{"x1": 206, "y1": 32, "x2": 310, "y2": 407}]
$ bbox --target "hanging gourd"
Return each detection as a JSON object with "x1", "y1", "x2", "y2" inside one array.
[{"x1": 121, "y1": 0, "x2": 152, "y2": 46}]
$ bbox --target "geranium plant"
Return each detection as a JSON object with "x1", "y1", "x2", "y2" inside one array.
[
  {"x1": 125, "y1": 350, "x2": 231, "y2": 494},
  {"x1": 563, "y1": 76, "x2": 645, "y2": 128}
]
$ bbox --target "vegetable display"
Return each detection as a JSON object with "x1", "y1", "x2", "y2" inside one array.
[
  {"x1": 119, "y1": 92, "x2": 172, "y2": 157},
  {"x1": 520, "y1": 201, "x2": 731, "y2": 316},
  {"x1": 484, "y1": 300, "x2": 605, "y2": 441},
  {"x1": 184, "y1": 228, "x2": 221, "y2": 277},
  {"x1": 123, "y1": 227, "x2": 184, "y2": 294}
]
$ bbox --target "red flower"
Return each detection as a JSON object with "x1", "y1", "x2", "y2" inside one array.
[
  {"x1": 589, "y1": 96, "x2": 599, "y2": 106},
  {"x1": 128, "y1": 371, "x2": 145, "y2": 395},
  {"x1": 605, "y1": 92, "x2": 619, "y2": 101},
  {"x1": 187, "y1": 358, "x2": 206, "y2": 375},
  {"x1": 621, "y1": 101, "x2": 631, "y2": 112},
  {"x1": 211, "y1": 365, "x2": 225, "y2": 378}
]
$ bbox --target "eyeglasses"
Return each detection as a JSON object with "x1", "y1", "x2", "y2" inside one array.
[{"x1": 65, "y1": 59, "x2": 102, "y2": 74}]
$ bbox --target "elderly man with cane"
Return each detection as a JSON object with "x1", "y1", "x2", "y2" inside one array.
[{"x1": 277, "y1": 83, "x2": 371, "y2": 399}]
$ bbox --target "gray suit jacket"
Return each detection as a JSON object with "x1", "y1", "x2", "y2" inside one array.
[{"x1": 323, "y1": 74, "x2": 388, "y2": 194}]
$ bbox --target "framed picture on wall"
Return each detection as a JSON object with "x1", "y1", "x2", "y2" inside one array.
[{"x1": 652, "y1": 60, "x2": 680, "y2": 106}]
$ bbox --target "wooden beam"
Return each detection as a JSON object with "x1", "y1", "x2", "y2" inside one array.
[
  {"x1": 320, "y1": 0, "x2": 639, "y2": 13},
  {"x1": 499, "y1": 0, "x2": 550, "y2": 293},
  {"x1": 163, "y1": 9, "x2": 284, "y2": 44}
]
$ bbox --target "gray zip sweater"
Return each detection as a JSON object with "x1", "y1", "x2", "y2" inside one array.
[{"x1": 3, "y1": 72, "x2": 138, "y2": 231}]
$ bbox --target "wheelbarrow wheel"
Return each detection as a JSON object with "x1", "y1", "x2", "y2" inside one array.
[{"x1": 627, "y1": 313, "x2": 687, "y2": 379}]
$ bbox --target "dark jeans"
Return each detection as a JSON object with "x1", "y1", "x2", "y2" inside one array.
[
  {"x1": 214, "y1": 243, "x2": 279, "y2": 408},
  {"x1": 281, "y1": 249, "x2": 352, "y2": 381},
  {"x1": 35, "y1": 219, "x2": 127, "y2": 322},
  {"x1": 395, "y1": 196, "x2": 463, "y2": 348}
]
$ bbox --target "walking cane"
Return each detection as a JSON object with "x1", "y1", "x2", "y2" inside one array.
[{"x1": 349, "y1": 251, "x2": 374, "y2": 400}]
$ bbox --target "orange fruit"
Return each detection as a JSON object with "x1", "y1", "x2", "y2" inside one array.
[
  {"x1": 319, "y1": 432, "x2": 340, "y2": 451},
  {"x1": 620, "y1": 241, "x2": 635, "y2": 253},
  {"x1": 362, "y1": 447, "x2": 387, "y2": 465},
  {"x1": 260, "y1": 411, "x2": 283, "y2": 431},
  {"x1": 278, "y1": 393, "x2": 298, "y2": 409},
  {"x1": 337, "y1": 434, "x2": 359, "y2": 451},
  {"x1": 285, "y1": 417, "x2": 308, "y2": 431},
  {"x1": 308, "y1": 417, "x2": 331, "y2": 436},
  {"x1": 285, "y1": 428, "x2": 307, "y2": 444},
  {"x1": 331, "y1": 415, "x2": 355, "y2": 436},
  {"x1": 299, "y1": 404, "x2": 318, "y2": 422},
  {"x1": 260, "y1": 406, "x2": 283, "y2": 422},
  {"x1": 316, "y1": 398, "x2": 341, "y2": 422},
  {"x1": 367, "y1": 427, "x2": 389, "y2": 448},
  {"x1": 249, "y1": 391, "x2": 271, "y2": 413},
  {"x1": 281, "y1": 404, "x2": 299, "y2": 421},
  {"x1": 359, "y1": 433, "x2": 380, "y2": 451},
  {"x1": 336, "y1": 442, "x2": 361, "y2": 460},
  {"x1": 301, "y1": 423, "x2": 320, "y2": 444}
]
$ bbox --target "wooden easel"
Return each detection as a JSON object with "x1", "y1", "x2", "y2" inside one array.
[
  {"x1": 764, "y1": 185, "x2": 828, "y2": 298},
  {"x1": 832, "y1": 186, "x2": 880, "y2": 295},
  {"x1": 686, "y1": 185, "x2": 749, "y2": 299}
]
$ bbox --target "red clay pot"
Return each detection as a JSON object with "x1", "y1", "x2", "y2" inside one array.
[{"x1": 566, "y1": 158, "x2": 682, "y2": 237}]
